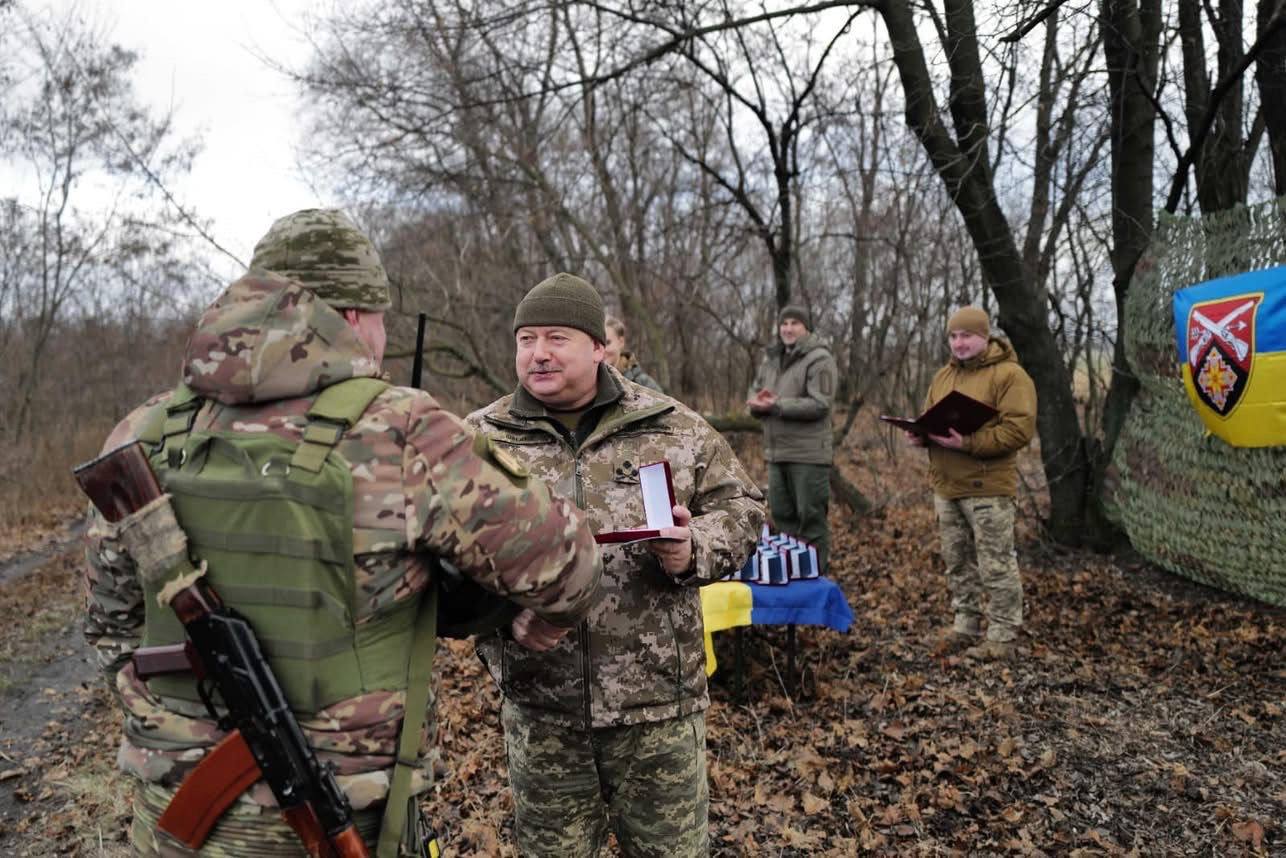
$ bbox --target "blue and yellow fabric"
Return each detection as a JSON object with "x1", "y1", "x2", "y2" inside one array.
[
  {"x1": 1174, "y1": 266, "x2": 1286, "y2": 447},
  {"x1": 699, "y1": 579, "x2": 854, "y2": 675}
]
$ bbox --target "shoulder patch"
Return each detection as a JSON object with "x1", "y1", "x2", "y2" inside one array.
[{"x1": 472, "y1": 432, "x2": 529, "y2": 480}]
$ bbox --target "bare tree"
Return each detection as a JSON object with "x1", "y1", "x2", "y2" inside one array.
[
  {"x1": 1257, "y1": 0, "x2": 1286, "y2": 193},
  {"x1": 1177, "y1": 0, "x2": 1258, "y2": 213},
  {"x1": 0, "y1": 5, "x2": 203, "y2": 440}
]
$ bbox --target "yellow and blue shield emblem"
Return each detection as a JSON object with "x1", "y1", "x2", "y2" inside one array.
[{"x1": 1174, "y1": 266, "x2": 1286, "y2": 447}]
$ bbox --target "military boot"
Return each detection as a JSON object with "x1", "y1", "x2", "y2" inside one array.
[
  {"x1": 963, "y1": 639, "x2": 1015, "y2": 661},
  {"x1": 932, "y1": 629, "x2": 980, "y2": 656}
]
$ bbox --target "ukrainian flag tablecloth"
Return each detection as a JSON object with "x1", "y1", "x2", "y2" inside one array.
[{"x1": 699, "y1": 579, "x2": 854, "y2": 675}]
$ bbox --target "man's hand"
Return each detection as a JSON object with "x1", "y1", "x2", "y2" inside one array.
[
  {"x1": 648, "y1": 504, "x2": 694, "y2": 576},
  {"x1": 904, "y1": 430, "x2": 926, "y2": 448},
  {"x1": 511, "y1": 609, "x2": 571, "y2": 652},
  {"x1": 927, "y1": 428, "x2": 966, "y2": 449},
  {"x1": 746, "y1": 388, "x2": 776, "y2": 416}
]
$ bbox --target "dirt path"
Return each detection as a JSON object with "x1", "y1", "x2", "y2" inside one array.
[{"x1": 0, "y1": 526, "x2": 127, "y2": 856}]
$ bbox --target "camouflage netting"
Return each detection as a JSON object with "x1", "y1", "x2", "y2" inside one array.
[{"x1": 1106, "y1": 197, "x2": 1286, "y2": 607}]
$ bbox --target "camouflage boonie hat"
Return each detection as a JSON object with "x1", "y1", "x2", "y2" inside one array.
[{"x1": 249, "y1": 209, "x2": 392, "y2": 311}]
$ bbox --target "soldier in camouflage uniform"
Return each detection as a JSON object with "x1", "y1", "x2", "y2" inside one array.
[
  {"x1": 747, "y1": 305, "x2": 838, "y2": 571},
  {"x1": 467, "y1": 273, "x2": 764, "y2": 858},
  {"x1": 907, "y1": 307, "x2": 1037, "y2": 661},
  {"x1": 604, "y1": 315, "x2": 663, "y2": 393},
  {"x1": 83, "y1": 209, "x2": 603, "y2": 856}
]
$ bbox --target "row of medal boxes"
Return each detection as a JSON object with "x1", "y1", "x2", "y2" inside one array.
[{"x1": 719, "y1": 534, "x2": 821, "y2": 585}]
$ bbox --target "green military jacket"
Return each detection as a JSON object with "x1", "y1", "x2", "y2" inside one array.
[
  {"x1": 467, "y1": 365, "x2": 764, "y2": 730},
  {"x1": 83, "y1": 273, "x2": 601, "y2": 811},
  {"x1": 750, "y1": 333, "x2": 838, "y2": 465},
  {"x1": 923, "y1": 337, "x2": 1037, "y2": 499}
]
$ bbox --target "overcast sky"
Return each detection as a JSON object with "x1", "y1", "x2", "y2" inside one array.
[{"x1": 25, "y1": 0, "x2": 329, "y2": 281}]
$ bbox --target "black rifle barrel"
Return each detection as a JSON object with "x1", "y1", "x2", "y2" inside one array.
[{"x1": 410, "y1": 312, "x2": 427, "y2": 389}]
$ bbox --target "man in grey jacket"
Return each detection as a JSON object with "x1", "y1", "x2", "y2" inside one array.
[{"x1": 747, "y1": 305, "x2": 838, "y2": 571}]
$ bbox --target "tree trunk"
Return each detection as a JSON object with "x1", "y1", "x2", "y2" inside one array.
[
  {"x1": 1091, "y1": 0, "x2": 1163, "y2": 547},
  {"x1": 1178, "y1": 0, "x2": 1250, "y2": 214},
  {"x1": 879, "y1": 0, "x2": 1091, "y2": 544},
  {"x1": 1257, "y1": 0, "x2": 1286, "y2": 194}
]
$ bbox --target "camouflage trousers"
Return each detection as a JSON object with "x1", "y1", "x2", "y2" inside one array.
[
  {"x1": 501, "y1": 701, "x2": 709, "y2": 857},
  {"x1": 768, "y1": 462, "x2": 831, "y2": 572},
  {"x1": 933, "y1": 495, "x2": 1023, "y2": 642},
  {"x1": 130, "y1": 782, "x2": 384, "y2": 857}
]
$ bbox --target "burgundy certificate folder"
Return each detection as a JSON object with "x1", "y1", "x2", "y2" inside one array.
[
  {"x1": 878, "y1": 390, "x2": 999, "y2": 437},
  {"x1": 594, "y1": 461, "x2": 677, "y2": 544}
]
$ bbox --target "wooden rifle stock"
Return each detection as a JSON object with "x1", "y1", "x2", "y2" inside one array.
[{"x1": 73, "y1": 441, "x2": 164, "y2": 523}]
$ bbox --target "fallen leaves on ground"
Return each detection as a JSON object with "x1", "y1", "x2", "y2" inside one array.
[{"x1": 1, "y1": 444, "x2": 1281, "y2": 856}]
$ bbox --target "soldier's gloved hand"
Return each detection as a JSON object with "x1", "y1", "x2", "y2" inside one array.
[
  {"x1": 511, "y1": 609, "x2": 572, "y2": 652},
  {"x1": 114, "y1": 495, "x2": 203, "y2": 603},
  {"x1": 648, "y1": 504, "x2": 694, "y2": 577}
]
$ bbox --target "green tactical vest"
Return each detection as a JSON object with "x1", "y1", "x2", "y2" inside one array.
[{"x1": 136, "y1": 377, "x2": 418, "y2": 716}]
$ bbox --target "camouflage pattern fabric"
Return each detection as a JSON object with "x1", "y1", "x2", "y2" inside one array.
[
  {"x1": 767, "y1": 462, "x2": 831, "y2": 572},
  {"x1": 619, "y1": 353, "x2": 663, "y2": 393},
  {"x1": 749, "y1": 332, "x2": 836, "y2": 465},
  {"x1": 933, "y1": 495, "x2": 1022, "y2": 642},
  {"x1": 501, "y1": 701, "x2": 708, "y2": 858},
  {"x1": 248, "y1": 208, "x2": 392, "y2": 311},
  {"x1": 130, "y1": 782, "x2": 384, "y2": 856},
  {"x1": 83, "y1": 274, "x2": 602, "y2": 850},
  {"x1": 467, "y1": 365, "x2": 764, "y2": 730}
]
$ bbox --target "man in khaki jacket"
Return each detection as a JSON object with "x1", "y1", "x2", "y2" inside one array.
[
  {"x1": 468, "y1": 272, "x2": 764, "y2": 857},
  {"x1": 907, "y1": 306, "x2": 1037, "y2": 660},
  {"x1": 747, "y1": 305, "x2": 837, "y2": 571}
]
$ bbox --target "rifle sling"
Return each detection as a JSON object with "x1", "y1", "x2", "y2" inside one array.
[
  {"x1": 376, "y1": 585, "x2": 438, "y2": 858},
  {"x1": 157, "y1": 729, "x2": 262, "y2": 850}
]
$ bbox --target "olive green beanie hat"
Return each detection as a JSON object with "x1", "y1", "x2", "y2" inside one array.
[
  {"x1": 513, "y1": 273, "x2": 607, "y2": 343},
  {"x1": 779, "y1": 304, "x2": 810, "y2": 327},
  {"x1": 249, "y1": 208, "x2": 392, "y2": 311},
  {"x1": 947, "y1": 306, "x2": 990, "y2": 338}
]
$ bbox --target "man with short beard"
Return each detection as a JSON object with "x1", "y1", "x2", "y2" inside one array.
[
  {"x1": 468, "y1": 272, "x2": 764, "y2": 858},
  {"x1": 907, "y1": 306, "x2": 1037, "y2": 661},
  {"x1": 747, "y1": 305, "x2": 838, "y2": 572}
]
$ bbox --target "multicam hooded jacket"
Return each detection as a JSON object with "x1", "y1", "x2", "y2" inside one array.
[
  {"x1": 466, "y1": 366, "x2": 764, "y2": 730},
  {"x1": 82, "y1": 273, "x2": 602, "y2": 812},
  {"x1": 923, "y1": 337, "x2": 1037, "y2": 499},
  {"x1": 750, "y1": 333, "x2": 838, "y2": 465}
]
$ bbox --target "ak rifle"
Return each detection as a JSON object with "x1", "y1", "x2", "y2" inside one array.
[{"x1": 74, "y1": 442, "x2": 371, "y2": 858}]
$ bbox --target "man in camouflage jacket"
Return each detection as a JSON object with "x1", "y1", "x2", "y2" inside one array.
[
  {"x1": 83, "y1": 210, "x2": 602, "y2": 856},
  {"x1": 747, "y1": 305, "x2": 838, "y2": 571},
  {"x1": 467, "y1": 273, "x2": 764, "y2": 857}
]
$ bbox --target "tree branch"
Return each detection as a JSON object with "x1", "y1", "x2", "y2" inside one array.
[{"x1": 1164, "y1": 5, "x2": 1286, "y2": 212}]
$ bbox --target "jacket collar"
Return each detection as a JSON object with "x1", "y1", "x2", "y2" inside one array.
[
  {"x1": 509, "y1": 363, "x2": 624, "y2": 418},
  {"x1": 487, "y1": 364, "x2": 674, "y2": 443}
]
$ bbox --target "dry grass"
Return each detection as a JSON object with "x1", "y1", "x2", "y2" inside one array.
[{"x1": 0, "y1": 421, "x2": 116, "y2": 558}]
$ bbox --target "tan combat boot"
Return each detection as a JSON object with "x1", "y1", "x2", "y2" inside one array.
[
  {"x1": 932, "y1": 629, "x2": 980, "y2": 656},
  {"x1": 963, "y1": 639, "x2": 1015, "y2": 661}
]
